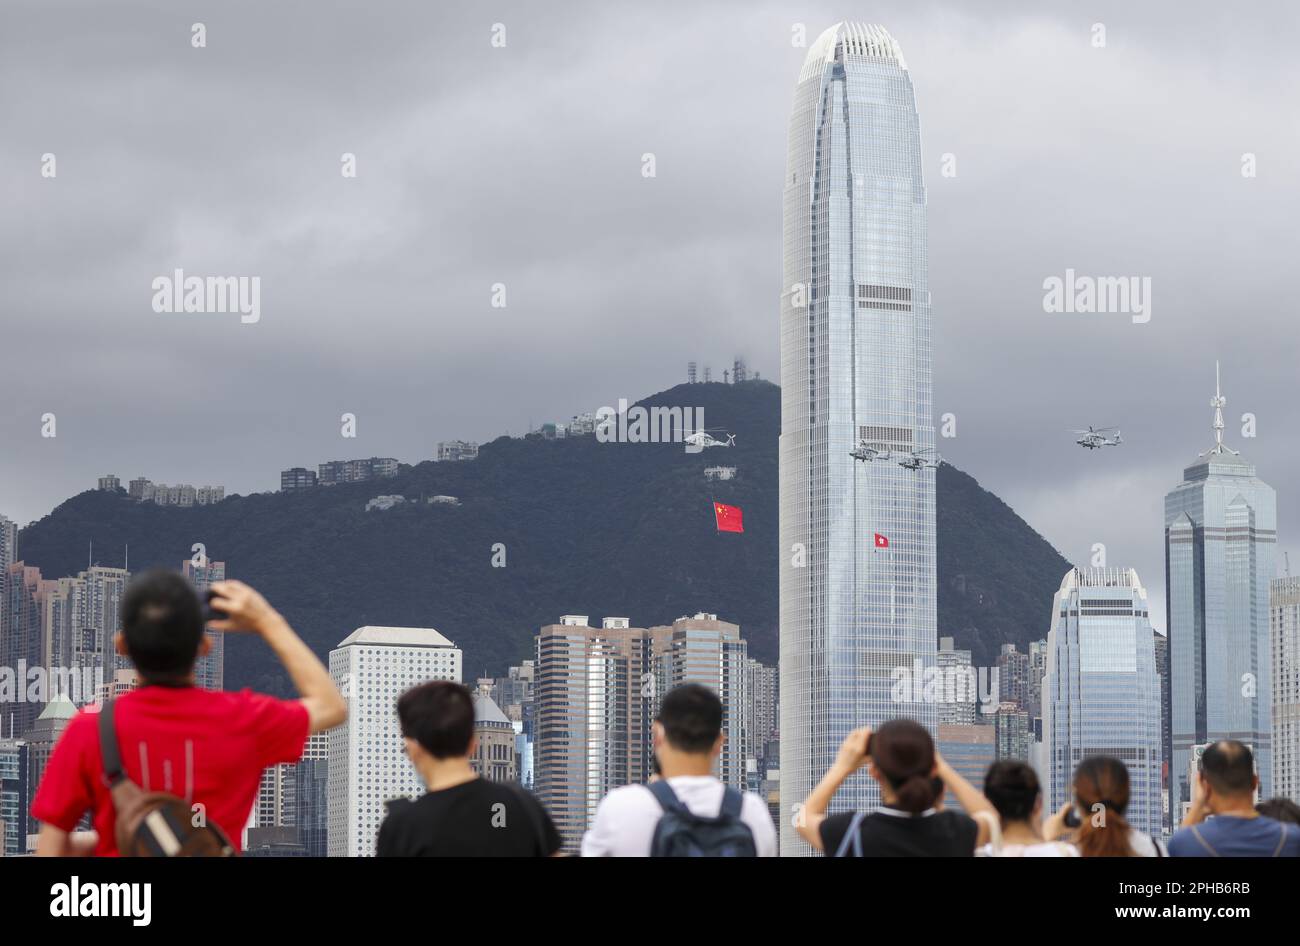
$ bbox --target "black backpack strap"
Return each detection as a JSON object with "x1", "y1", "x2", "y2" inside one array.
[
  {"x1": 719, "y1": 786, "x2": 744, "y2": 820},
  {"x1": 98, "y1": 700, "x2": 127, "y2": 787},
  {"x1": 647, "y1": 779, "x2": 687, "y2": 814}
]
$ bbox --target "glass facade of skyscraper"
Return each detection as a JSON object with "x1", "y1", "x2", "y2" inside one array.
[
  {"x1": 1042, "y1": 568, "x2": 1163, "y2": 837},
  {"x1": 779, "y1": 22, "x2": 936, "y2": 855},
  {"x1": 1166, "y1": 445, "x2": 1276, "y2": 818}
]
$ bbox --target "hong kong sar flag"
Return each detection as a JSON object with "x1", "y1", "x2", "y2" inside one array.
[
  {"x1": 713, "y1": 502, "x2": 744, "y2": 533},
  {"x1": 874, "y1": 533, "x2": 889, "y2": 549}
]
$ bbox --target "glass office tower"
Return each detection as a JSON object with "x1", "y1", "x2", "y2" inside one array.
[
  {"x1": 779, "y1": 23, "x2": 936, "y2": 854},
  {"x1": 1165, "y1": 367, "x2": 1276, "y2": 819},
  {"x1": 1042, "y1": 568, "x2": 1163, "y2": 837}
]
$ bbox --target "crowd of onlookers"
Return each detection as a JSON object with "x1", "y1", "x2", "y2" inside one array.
[{"x1": 29, "y1": 572, "x2": 1300, "y2": 857}]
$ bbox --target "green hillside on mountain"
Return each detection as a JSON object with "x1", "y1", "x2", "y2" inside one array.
[{"x1": 14, "y1": 380, "x2": 1068, "y2": 692}]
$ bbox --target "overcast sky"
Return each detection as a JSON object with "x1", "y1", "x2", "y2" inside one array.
[{"x1": 3, "y1": 0, "x2": 1298, "y2": 632}]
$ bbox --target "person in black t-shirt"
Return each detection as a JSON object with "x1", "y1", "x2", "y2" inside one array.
[
  {"x1": 797, "y1": 718, "x2": 997, "y2": 857},
  {"x1": 376, "y1": 681, "x2": 561, "y2": 857}
]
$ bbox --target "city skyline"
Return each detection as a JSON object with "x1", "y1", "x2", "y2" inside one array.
[
  {"x1": 4, "y1": 2, "x2": 1299, "y2": 644},
  {"x1": 1, "y1": 2, "x2": 1296, "y2": 870}
]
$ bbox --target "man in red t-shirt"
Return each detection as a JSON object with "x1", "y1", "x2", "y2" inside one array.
[{"x1": 32, "y1": 570, "x2": 347, "y2": 856}]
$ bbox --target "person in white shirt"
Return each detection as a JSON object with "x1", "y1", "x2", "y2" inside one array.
[
  {"x1": 976, "y1": 760, "x2": 1079, "y2": 858},
  {"x1": 582, "y1": 684, "x2": 777, "y2": 857}
]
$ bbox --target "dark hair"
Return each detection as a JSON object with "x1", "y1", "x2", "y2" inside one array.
[
  {"x1": 120, "y1": 569, "x2": 205, "y2": 681},
  {"x1": 1073, "y1": 756, "x2": 1133, "y2": 857},
  {"x1": 871, "y1": 719, "x2": 938, "y2": 814},
  {"x1": 657, "y1": 684, "x2": 722, "y2": 754},
  {"x1": 1201, "y1": 740, "x2": 1256, "y2": 796},
  {"x1": 397, "y1": 681, "x2": 476, "y2": 758},
  {"x1": 1256, "y1": 797, "x2": 1300, "y2": 825},
  {"x1": 984, "y1": 760, "x2": 1041, "y2": 822}
]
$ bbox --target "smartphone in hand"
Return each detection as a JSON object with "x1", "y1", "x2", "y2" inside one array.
[{"x1": 203, "y1": 589, "x2": 228, "y2": 625}]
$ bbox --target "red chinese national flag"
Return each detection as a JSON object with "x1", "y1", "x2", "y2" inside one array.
[
  {"x1": 874, "y1": 533, "x2": 889, "y2": 549},
  {"x1": 714, "y1": 502, "x2": 744, "y2": 533}
]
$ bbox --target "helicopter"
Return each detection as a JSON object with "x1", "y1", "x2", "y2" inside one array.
[
  {"x1": 683, "y1": 429, "x2": 736, "y2": 450},
  {"x1": 1073, "y1": 426, "x2": 1122, "y2": 449},
  {"x1": 897, "y1": 447, "x2": 942, "y2": 470},
  {"x1": 850, "y1": 440, "x2": 892, "y2": 463}
]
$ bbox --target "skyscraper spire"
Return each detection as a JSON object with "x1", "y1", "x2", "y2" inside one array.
[{"x1": 1205, "y1": 360, "x2": 1239, "y2": 456}]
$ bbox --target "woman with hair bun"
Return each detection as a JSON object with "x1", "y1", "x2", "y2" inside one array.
[{"x1": 798, "y1": 718, "x2": 998, "y2": 856}]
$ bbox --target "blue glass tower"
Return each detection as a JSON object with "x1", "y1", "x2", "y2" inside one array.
[
  {"x1": 1042, "y1": 568, "x2": 1164, "y2": 836},
  {"x1": 778, "y1": 23, "x2": 936, "y2": 854},
  {"x1": 1165, "y1": 365, "x2": 1276, "y2": 818}
]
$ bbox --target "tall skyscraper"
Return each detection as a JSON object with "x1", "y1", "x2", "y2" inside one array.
[
  {"x1": 182, "y1": 558, "x2": 226, "y2": 690},
  {"x1": 326, "y1": 626, "x2": 462, "y2": 857},
  {"x1": 534, "y1": 615, "x2": 656, "y2": 851},
  {"x1": 1270, "y1": 576, "x2": 1300, "y2": 804},
  {"x1": 1042, "y1": 568, "x2": 1163, "y2": 836},
  {"x1": 779, "y1": 22, "x2": 936, "y2": 853},
  {"x1": 648, "y1": 613, "x2": 750, "y2": 789},
  {"x1": 1165, "y1": 365, "x2": 1276, "y2": 815},
  {"x1": 69, "y1": 566, "x2": 130, "y2": 683}
]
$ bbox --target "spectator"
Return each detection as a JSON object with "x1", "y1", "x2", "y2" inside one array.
[
  {"x1": 1044, "y1": 756, "x2": 1164, "y2": 856},
  {"x1": 377, "y1": 681, "x2": 561, "y2": 856},
  {"x1": 32, "y1": 572, "x2": 346, "y2": 856},
  {"x1": 798, "y1": 718, "x2": 997, "y2": 856},
  {"x1": 582, "y1": 684, "x2": 776, "y2": 856},
  {"x1": 1256, "y1": 797, "x2": 1300, "y2": 825},
  {"x1": 1169, "y1": 741, "x2": 1300, "y2": 857},
  {"x1": 978, "y1": 760, "x2": 1078, "y2": 857}
]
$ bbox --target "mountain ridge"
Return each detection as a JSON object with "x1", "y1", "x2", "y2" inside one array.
[{"x1": 14, "y1": 379, "x2": 1070, "y2": 692}]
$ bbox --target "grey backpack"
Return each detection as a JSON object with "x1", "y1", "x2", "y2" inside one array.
[{"x1": 647, "y1": 780, "x2": 757, "y2": 857}]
